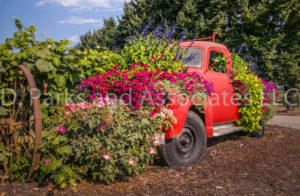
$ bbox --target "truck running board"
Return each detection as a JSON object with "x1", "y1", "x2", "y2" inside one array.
[{"x1": 212, "y1": 123, "x2": 243, "y2": 137}]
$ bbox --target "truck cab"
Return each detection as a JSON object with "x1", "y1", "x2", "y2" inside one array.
[{"x1": 158, "y1": 36, "x2": 264, "y2": 166}]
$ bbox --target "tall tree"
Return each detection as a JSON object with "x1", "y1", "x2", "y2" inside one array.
[
  {"x1": 75, "y1": 17, "x2": 118, "y2": 51},
  {"x1": 77, "y1": 0, "x2": 300, "y2": 87}
]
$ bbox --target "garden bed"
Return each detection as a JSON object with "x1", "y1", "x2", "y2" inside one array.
[{"x1": 1, "y1": 125, "x2": 299, "y2": 195}]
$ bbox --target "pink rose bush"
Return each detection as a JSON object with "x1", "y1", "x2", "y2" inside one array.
[{"x1": 37, "y1": 95, "x2": 176, "y2": 186}]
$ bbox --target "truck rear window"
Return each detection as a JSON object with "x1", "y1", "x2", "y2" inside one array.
[{"x1": 177, "y1": 48, "x2": 203, "y2": 67}]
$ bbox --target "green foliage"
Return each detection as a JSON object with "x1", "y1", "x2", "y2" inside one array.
[
  {"x1": 121, "y1": 34, "x2": 184, "y2": 72},
  {"x1": 0, "y1": 143, "x2": 11, "y2": 172},
  {"x1": 8, "y1": 158, "x2": 30, "y2": 182},
  {"x1": 35, "y1": 103, "x2": 174, "y2": 187},
  {"x1": 0, "y1": 19, "x2": 121, "y2": 122},
  {"x1": 231, "y1": 54, "x2": 264, "y2": 132}
]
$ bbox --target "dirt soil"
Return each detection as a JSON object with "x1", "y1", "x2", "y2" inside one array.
[{"x1": 1, "y1": 125, "x2": 299, "y2": 196}]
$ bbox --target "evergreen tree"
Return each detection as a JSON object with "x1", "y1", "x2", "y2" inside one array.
[
  {"x1": 75, "y1": 17, "x2": 118, "y2": 51},
  {"x1": 77, "y1": 0, "x2": 300, "y2": 87}
]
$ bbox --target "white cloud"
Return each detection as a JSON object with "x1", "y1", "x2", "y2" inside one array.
[
  {"x1": 35, "y1": 0, "x2": 129, "y2": 10},
  {"x1": 58, "y1": 16, "x2": 102, "y2": 25},
  {"x1": 68, "y1": 35, "x2": 80, "y2": 44}
]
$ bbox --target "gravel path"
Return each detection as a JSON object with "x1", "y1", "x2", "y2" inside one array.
[{"x1": 267, "y1": 115, "x2": 300, "y2": 130}]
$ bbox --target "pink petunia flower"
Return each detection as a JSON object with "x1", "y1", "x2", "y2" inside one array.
[
  {"x1": 112, "y1": 64, "x2": 120, "y2": 69},
  {"x1": 102, "y1": 154, "x2": 111, "y2": 161},
  {"x1": 150, "y1": 56, "x2": 156, "y2": 60},
  {"x1": 150, "y1": 111, "x2": 156, "y2": 117}
]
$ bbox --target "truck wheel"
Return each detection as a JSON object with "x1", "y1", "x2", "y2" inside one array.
[
  {"x1": 251, "y1": 121, "x2": 265, "y2": 138},
  {"x1": 158, "y1": 111, "x2": 207, "y2": 166}
]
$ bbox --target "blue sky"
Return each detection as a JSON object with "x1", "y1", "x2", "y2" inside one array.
[{"x1": 0, "y1": 0, "x2": 128, "y2": 44}]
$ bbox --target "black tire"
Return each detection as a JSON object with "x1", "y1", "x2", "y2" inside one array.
[
  {"x1": 251, "y1": 121, "x2": 265, "y2": 138},
  {"x1": 158, "y1": 111, "x2": 207, "y2": 166}
]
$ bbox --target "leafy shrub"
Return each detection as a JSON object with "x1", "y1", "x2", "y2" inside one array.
[
  {"x1": 230, "y1": 54, "x2": 279, "y2": 132},
  {"x1": 93, "y1": 23, "x2": 186, "y2": 74},
  {"x1": 36, "y1": 100, "x2": 174, "y2": 187},
  {"x1": 0, "y1": 19, "x2": 110, "y2": 122}
]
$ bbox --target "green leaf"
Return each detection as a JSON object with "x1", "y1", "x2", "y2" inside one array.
[
  {"x1": 0, "y1": 106, "x2": 9, "y2": 116},
  {"x1": 55, "y1": 173, "x2": 65, "y2": 185},
  {"x1": 51, "y1": 135, "x2": 68, "y2": 145},
  {"x1": 56, "y1": 75, "x2": 66, "y2": 88},
  {"x1": 23, "y1": 62, "x2": 35, "y2": 71},
  {"x1": 53, "y1": 58, "x2": 61, "y2": 66},
  {"x1": 45, "y1": 159, "x2": 62, "y2": 173},
  {"x1": 35, "y1": 59, "x2": 54, "y2": 73},
  {"x1": 37, "y1": 48, "x2": 51, "y2": 59},
  {"x1": 56, "y1": 146, "x2": 72, "y2": 155}
]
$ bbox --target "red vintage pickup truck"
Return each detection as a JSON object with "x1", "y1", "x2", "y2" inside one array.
[{"x1": 158, "y1": 35, "x2": 264, "y2": 166}]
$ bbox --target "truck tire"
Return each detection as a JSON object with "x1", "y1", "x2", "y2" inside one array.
[
  {"x1": 251, "y1": 121, "x2": 265, "y2": 138},
  {"x1": 158, "y1": 111, "x2": 207, "y2": 166}
]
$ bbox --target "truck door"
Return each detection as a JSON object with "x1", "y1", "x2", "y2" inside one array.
[{"x1": 204, "y1": 48, "x2": 239, "y2": 124}]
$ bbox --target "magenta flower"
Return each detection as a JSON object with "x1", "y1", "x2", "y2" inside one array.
[
  {"x1": 123, "y1": 75, "x2": 129, "y2": 80},
  {"x1": 45, "y1": 159, "x2": 51, "y2": 165},
  {"x1": 100, "y1": 123, "x2": 107, "y2": 130},
  {"x1": 150, "y1": 111, "x2": 155, "y2": 117},
  {"x1": 112, "y1": 64, "x2": 120, "y2": 69},
  {"x1": 102, "y1": 154, "x2": 111, "y2": 161},
  {"x1": 150, "y1": 56, "x2": 156, "y2": 60},
  {"x1": 89, "y1": 95, "x2": 96, "y2": 100},
  {"x1": 57, "y1": 126, "x2": 67, "y2": 134}
]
